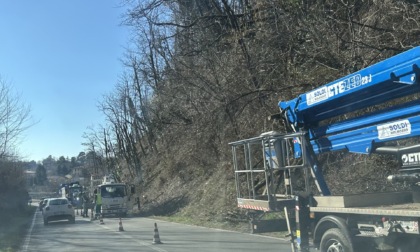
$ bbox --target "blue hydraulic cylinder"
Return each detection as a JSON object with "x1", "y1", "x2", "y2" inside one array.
[{"x1": 280, "y1": 46, "x2": 420, "y2": 128}]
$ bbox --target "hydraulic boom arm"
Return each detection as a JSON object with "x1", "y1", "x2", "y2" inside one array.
[
  {"x1": 278, "y1": 46, "x2": 420, "y2": 195},
  {"x1": 280, "y1": 47, "x2": 420, "y2": 130}
]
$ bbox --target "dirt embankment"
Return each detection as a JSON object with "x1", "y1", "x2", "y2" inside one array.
[{"x1": 133, "y1": 153, "x2": 251, "y2": 232}]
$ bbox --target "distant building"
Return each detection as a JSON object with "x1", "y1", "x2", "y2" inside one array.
[{"x1": 25, "y1": 170, "x2": 36, "y2": 186}]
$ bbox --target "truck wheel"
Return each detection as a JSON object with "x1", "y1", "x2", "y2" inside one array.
[{"x1": 320, "y1": 228, "x2": 353, "y2": 252}]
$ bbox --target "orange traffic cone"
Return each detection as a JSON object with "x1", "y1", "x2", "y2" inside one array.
[
  {"x1": 118, "y1": 218, "x2": 124, "y2": 231},
  {"x1": 152, "y1": 223, "x2": 162, "y2": 244}
]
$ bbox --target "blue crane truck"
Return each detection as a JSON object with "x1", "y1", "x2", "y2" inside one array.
[
  {"x1": 60, "y1": 181, "x2": 83, "y2": 210},
  {"x1": 230, "y1": 46, "x2": 420, "y2": 252}
]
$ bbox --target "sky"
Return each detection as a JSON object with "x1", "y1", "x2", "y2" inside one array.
[{"x1": 0, "y1": 1, "x2": 131, "y2": 162}]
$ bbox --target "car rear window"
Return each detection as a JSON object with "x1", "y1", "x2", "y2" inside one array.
[{"x1": 49, "y1": 199, "x2": 68, "y2": 205}]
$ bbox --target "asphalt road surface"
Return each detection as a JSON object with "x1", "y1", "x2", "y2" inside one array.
[{"x1": 20, "y1": 206, "x2": 300, "y2": 252}]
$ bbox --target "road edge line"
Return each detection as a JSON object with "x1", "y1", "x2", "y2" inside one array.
[{"x1": 19, "y1": 210, "x2": 38, "y2": 252}]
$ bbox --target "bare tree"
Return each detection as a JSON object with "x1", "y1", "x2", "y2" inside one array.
[
  {"x1": 82, "y1": 125, "x2": 115, "y2": 178},
  {"x1": 0, "y1": 77, "x2": 32, "y2": 160},
  {"x1": 97, "y1": 83, "x2": 144, "y2": 181}
]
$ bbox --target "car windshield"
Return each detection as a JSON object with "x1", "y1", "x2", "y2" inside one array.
[
  {"x1": 100, "y1": 185, "x2": 126, "y2": 198},
  {"x1": 48, "y1": 199, "x2": 68, "y2": 205}
]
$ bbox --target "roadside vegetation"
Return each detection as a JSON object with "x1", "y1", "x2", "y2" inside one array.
[
  {"x1": 0, "y1": 205, "x2": 35, "y2": 252},
  {"x1": 0, "y1": 79, "x2": 34, "y2": 251}
]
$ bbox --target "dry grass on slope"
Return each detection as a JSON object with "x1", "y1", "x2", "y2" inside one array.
[{"x1": 138, "y1": 158, "x2": 250, "y2": 232}]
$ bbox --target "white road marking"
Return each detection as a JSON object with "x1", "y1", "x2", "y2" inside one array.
[{"x1": 20, "y1": 210, "x2": 38, "y2": 252}]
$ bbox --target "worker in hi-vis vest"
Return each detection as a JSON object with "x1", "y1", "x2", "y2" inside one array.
[{"x1": 94, "y1": 188, "x2": 102, "y2": 217}]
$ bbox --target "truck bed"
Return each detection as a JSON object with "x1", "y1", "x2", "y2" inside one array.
[
  {"x1": 311, "y1": 191, "x2": 420, "y2": 217},
  {"x1": 238, "y1": 191, "x2": 420, "y2": 217},
  {"x1": 310, "y1": 202, "x2": 420, "y2": 217}
]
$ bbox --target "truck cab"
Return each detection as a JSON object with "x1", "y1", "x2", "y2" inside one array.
[{"x1": 95, "y1": 175, "x2": 135, "y2": 217}]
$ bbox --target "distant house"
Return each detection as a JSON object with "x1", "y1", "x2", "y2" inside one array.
[{"x1": 25, "y1": 170, "x2": 36, "y2": 186}]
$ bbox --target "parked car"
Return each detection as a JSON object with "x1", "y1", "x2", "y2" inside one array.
[{"x1": 42, "y1": 198, "x2": 75, "y2": 225}]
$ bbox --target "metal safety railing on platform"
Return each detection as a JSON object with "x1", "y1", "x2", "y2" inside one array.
[{"x1": 230, "y1": 131, "x2": 311, "y2": 212}]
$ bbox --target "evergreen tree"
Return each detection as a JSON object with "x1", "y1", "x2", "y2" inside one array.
[
  {"x1": 57, "y1": 156, "x2": 69, "y2": 176},
  {"x1": 35, "y1": 164, "x2": 47, "y2": 185}
]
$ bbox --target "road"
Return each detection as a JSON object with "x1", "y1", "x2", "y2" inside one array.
[{"x1": 20, "y1": 206, "x2": 300, "y2": 252}]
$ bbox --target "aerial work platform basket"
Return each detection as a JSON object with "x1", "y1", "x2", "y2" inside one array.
[{"x1": 230, "y1": 131, "x2": 312, "y2": 212}]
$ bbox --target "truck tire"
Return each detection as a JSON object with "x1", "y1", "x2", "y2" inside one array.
[{"x1": 320, "y1": 228, "x2": 354, "y2": 252}]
